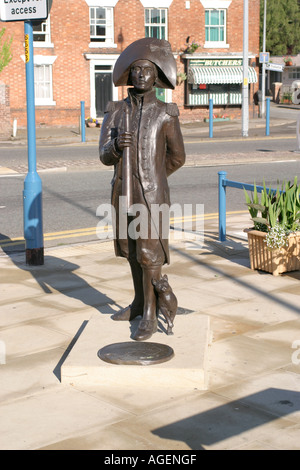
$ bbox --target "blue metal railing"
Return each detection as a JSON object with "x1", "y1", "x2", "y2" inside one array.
[
  {"x1": 208, "y1": 97, "x2": 270, "y2": 139},
  {"x1": 218, "y1": 170, "x2": 279, "y2": 241}
]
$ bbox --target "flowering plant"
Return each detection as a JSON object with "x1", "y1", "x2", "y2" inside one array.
[
  {"x1": 185, "y1": 41, "x2": 201, "y2": 54},
  {"x1": 85, "y1": 117, "x2": 100, "y2": 127},
  {"x1": 244, "y1": 178, "x2": 300, "y2": 250}
]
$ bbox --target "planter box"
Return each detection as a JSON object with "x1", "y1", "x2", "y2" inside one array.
[{"x1": 244, "y1": 229, "x2": 300, "y2": 276}]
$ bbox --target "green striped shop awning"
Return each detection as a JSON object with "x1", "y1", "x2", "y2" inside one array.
[{"x1": 188, "y1": 66, "x2": 258, "y2": 85}]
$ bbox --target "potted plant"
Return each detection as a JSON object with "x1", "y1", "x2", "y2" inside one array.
[
  {"x1": 281, "y1": 91, "x2": 292, "y2": 104},
  {"x1": 185, "y1": 41, "x2": 201, "y2": 54},
  {"x1": 85, "y1": 117, "x2": 99, "y2": 128},
  {"x1": 244, "y1": 178, "x2": 300, "y2": 276},
  {"x1": 284, "y1": 57, "x2": 293, "y2": 66}
]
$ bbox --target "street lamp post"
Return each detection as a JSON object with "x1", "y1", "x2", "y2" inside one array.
[
  {"x1": 261, "y1": 0, "x2": 267, "y2": 118},
  {"x1": 242, "y1": 0, "x2": 249, "y2": 137}
]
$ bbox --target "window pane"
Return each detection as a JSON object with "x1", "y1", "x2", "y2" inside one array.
[
  {"x1": 34, "y1": 65, "x2": 51, "y2": 100},
  {"x1": 220, "y1": 27, "x2": 224, "y2": 42},
  {"x1": 210, "y1": 27, "x2": 219, "y2": 41},
  {"x1": 151, "y1": 26, "x2": 159, "y2": 38},
  {"x1": 211, "y1": 10, "x2": 219, "y2": 25},
  {"x1": 96, "y1": 7, "x2": 105, "y2": 19},
  {"x1": 96, "y1": 26, "x2": 106, "y2": 36},
  {"x1": 205, "y1": 27, "x2": 209, "y2": 42},
  {"x1": 44, "y1": 66, "x2": 50, "y2": 81},
  {"x1": 151, "y1": 9, "x2": 159, "y2": 23},
  {"x1": 220, "y1": 10, "x2": 225, "y2": 25}
]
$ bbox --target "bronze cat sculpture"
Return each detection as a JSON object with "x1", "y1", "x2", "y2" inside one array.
[{"x1": 152, "y1": 274, "x2": 178, "y2": 335}]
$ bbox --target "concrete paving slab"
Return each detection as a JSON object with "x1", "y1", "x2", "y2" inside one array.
[
  {"x1": 61, "y1": 312, "x2": 210, "y2": 390},
  {"x1": 212, "y1": 370, "x2": 300, "y2": 420},
  {"x1": 1, "y1": 323, "x2": 67, "y2": 361},
  {"x1": 110, "y1": 390, "x2": 297, "y2": 451},
  {"x1": 0, "y1": 387, "x2": 133, "y2": 450},
  {"x1": 209, "y1": 333, "x2": 294, "y2": 384}
]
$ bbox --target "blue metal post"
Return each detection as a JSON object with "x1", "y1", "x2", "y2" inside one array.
[
  {"x1": 23, "y1": 21, "x2": 44, "y2": 265},
  {"x1": 266, "y1": 96, "x2": 270, "y2": 136},
  {"x1": 218, "y1": 171, "x2": 227, "y2": 242},
  {"x1": 209, "y1": 98, "x2": 213, "y2": 138},
  {"x1": 81, "y1": 101, "x2": 86, "y2": 143}
]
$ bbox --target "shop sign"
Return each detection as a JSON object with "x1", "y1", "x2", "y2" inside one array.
[{"x1": 190, "y1": 58, "x2": 243, "y2": 67}]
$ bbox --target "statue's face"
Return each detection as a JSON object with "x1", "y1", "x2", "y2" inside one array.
[{"x1": 130, "y1": 59, "x2": 157, "y2": 93}]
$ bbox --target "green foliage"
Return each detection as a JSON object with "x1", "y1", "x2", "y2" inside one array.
[
  {"x1": 244, "y1": 177, "x2": 300, "y2": 232},
  {"x1": 244, "y1": 177, "x2": 300, "y2": 249},
  {"x1": 260, "y1": 0, "x2": 300, "y2": 55},
  {"x1": 0, "y1": 28, "x2": 13, "y2": 74}
]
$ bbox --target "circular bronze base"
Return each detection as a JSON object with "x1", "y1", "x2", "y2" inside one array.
[{"x1": 98, "y1": 341, "x2": 174, "y2": 366}]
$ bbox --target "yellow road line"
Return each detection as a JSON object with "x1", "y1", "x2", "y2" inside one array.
[{"x1": 0, "y1": 210, "x2": 248, "y2": 247}]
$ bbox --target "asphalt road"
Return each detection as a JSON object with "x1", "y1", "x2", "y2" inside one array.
[
  {"x1": 0, "y1": 134, "x2": 299, "y2": 170},
  {"x1": 1, "y1": 160, "x2": 300, "y2": 251}
]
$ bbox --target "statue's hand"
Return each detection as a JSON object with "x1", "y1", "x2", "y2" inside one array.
[{"x1": 116, "y1": 132, "x2": 133, "y2": 151}]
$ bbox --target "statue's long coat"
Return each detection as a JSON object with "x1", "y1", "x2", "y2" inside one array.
[{"x1": 99, "y1": 88, "x2": 186, "y2": 265}]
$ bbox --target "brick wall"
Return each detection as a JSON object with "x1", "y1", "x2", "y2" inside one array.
[{"x1": 0, "y1": 0, "x2": 260, "y2": 127}]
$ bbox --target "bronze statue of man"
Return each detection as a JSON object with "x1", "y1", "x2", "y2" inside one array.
[{"x1": 99, "y1": 38, "x2": 186, "y2": 341}]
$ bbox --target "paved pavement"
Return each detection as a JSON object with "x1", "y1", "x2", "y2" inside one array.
[
  {"x1": 1, "y1": 213, "x2": 300, "y2": 451},
  {"x1": 0, "y1": 110, "x2": 300, "y2": 451}
]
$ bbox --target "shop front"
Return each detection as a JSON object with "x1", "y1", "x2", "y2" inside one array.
[{"x1": 184, "y1": 56, "x2": 258, "y2": 117}]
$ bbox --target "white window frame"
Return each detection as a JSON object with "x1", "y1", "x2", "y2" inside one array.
[
  {"x1": 288, "y1": 68, "x2": 300, "y2": 80},
  {"x1": 200, "y1": 0, "x2": 231, "y2": 49},
  {"x1": 89, "y1": 2, "x2": 117, "y2": 48},
  {"x1": 145, "y1": 7, "x2": 168, "y2": 40},
  {"x1": 21, "y1": 55, "x2": 56, "y2": 106},
  {"x1": 33, "y1": 16, "x2": 53, "y2": 48}
]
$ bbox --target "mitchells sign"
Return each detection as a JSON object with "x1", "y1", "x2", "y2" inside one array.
[{"x1": 0, "y1": 0, "x2": 48, "y2": 22}]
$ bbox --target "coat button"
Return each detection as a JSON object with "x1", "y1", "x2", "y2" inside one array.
[{"x1": 147, "y1": 183, "x2": 154, "y2": 190}]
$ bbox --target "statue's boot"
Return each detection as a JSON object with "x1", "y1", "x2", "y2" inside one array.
[
  {"x1": 112, "y1": 259, "x2": 144, "y2": 321},
  {"x1": 132, "y1": 266, "x2": 161, "y2": 341}
]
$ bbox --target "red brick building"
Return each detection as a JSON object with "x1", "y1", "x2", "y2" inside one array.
[{"x1": 0, "y1": 0, "x2": 260, "y2": 127}]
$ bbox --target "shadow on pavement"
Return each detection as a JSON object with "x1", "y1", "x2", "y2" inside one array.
[
  {"x1": 0, "y1": 234, "x2": 121, "y2": 314},
  {"x1": 152, "y1": 388, "x2": 300, "y2": 450}
]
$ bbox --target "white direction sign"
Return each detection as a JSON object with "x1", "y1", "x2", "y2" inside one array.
[
  {"x1": 0, "y1": 0, "x2": 48, "y2": 22},
  {"x1": 265, "y1": 63, "x2": 285, "y2": 72}
]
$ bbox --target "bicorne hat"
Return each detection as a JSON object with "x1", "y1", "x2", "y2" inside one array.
[{"x1": 113, "y1": 38, "x2": 177, "y2": 89}]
